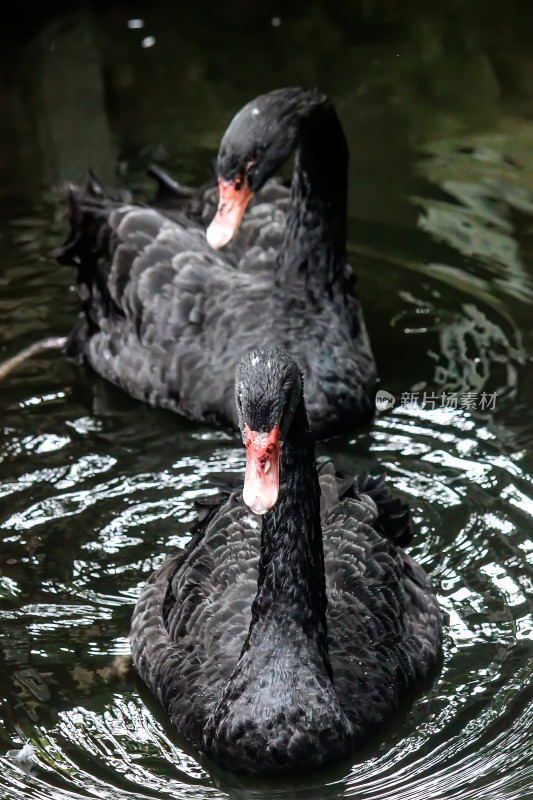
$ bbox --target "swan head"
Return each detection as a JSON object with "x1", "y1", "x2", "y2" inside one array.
[
  {"x1": 235, "y1": 347, "x2": 303, "y2": 515},
  {"x1": 206, "y1": 87, "x2": 326, "y2": 250}
]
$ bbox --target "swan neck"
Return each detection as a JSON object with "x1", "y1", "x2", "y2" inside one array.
[
  {"x1": 247, "y1": 400, "x2": 330, "y2": 666},
  {"x1": 275, "y1": 100, "x2": 348, "y2": 301}
]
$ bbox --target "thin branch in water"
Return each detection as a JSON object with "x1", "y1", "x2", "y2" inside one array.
[{"x1": 0, "y1": 337, "x2": 67, "y2": 381}]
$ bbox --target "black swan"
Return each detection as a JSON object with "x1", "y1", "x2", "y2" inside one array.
[
  {"x1": 130, "y1": 348, "x2": 442, "y2": 776},
  {"x1": 56, "y1": 88, "x2": 376, "y2": 439}
]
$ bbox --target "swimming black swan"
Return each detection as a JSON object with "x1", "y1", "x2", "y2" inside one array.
[
  {"x1": 130, "y1": 348, "x2": 442, "y2": 776},
  {"x1": 55, "y1": 87, "x2": 376, "y2": 439}
]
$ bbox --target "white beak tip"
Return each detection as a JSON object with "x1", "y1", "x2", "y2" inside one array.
[
  {"x1": 242, "y1": 485, "x2": 278, "y2": 515},
  {"x1": 206, "y1": 222, "x2": 231, "y2": 250}
]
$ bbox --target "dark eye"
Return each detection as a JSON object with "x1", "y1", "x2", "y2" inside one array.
[{"x1": 234, "y1": 176, "x2": 243, "y2": 191}]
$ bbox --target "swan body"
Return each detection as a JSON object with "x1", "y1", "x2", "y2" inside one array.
[
  {"x1": 56, "y1": 88, "x2": 377, "y2": 438},
  {"x1": 131, "y1": 349, "x2": 442, "y2": 775}
]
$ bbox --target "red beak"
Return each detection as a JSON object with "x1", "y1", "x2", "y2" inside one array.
[
  {"x1": 206, "y1": 177, "x2": 253, "y2": 249},
  {"x1": 242, "y1": 423, "x2": 280, "y2": 515}
]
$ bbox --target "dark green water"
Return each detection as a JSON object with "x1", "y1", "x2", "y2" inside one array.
[{"x1": 2, "y1": 2, "x2": 533, "y2": 798}]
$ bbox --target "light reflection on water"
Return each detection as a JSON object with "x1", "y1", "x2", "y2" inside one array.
[{"x1": 2, "y1": 2, "x2": 533, "y2": 799}]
